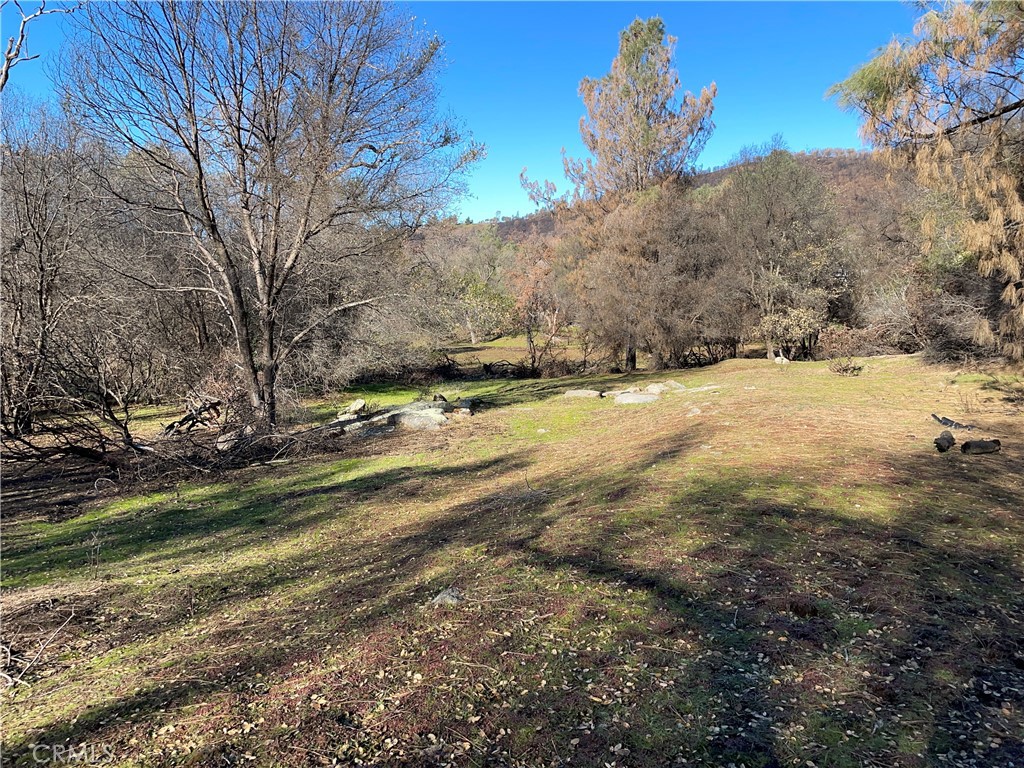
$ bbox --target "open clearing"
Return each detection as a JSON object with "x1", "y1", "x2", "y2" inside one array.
[{"x1": 2, "y1": 356, "x2": 1023, "y2": 767}]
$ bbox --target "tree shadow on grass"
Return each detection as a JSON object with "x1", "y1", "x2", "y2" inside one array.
[
  {"x1": 0, "y1": 451, "x2": 535, "y2": 588},
  {"x1": 5, "y1": 425, "x2": 1024, "y2": 767},
  {"x1": 471, "y1": 446, "x2": 1024, "y2": 767}
]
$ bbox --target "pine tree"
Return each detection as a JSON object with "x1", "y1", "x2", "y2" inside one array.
[{"x1": 831, "y1": 1, "x2": 1024, "y2": 358}]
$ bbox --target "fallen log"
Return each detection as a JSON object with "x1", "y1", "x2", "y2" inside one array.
[
  {"x1": 934, "y1": 431, "x2": 955, "y2": 453},
  {"x1": 961, "y1": 439, "x2": 1001, "y2": 455},
  {"x1": 931, "y1": 413, "x2": 976, "y2": 431},
  {"x1": 163, "y1": 400, "x2": 222, "y2": 435}
]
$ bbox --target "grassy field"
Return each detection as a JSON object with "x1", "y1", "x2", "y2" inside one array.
[{"x1": 2, "y1": 356, "x2": 1023, "y2": 767}]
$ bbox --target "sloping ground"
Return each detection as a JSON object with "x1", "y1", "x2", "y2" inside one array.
[{"x1": 2, "y1": 356, "x2": 1023, "y2": 768}]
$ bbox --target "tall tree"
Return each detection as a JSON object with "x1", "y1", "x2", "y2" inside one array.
[
  {"x1": 563, "y1": 16, "x2": 717, "y2": 203},
  {"x1": 831, "y1": 0, "x2": 1024, "y2": 359},
  {"x1": 525, "y1": 16, "x2": 716, "y2": 370},
  {"x1": 64, "y1": 0, "x2": 479, "y2": 426}
]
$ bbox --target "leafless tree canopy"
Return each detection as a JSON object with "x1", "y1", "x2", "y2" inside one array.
[{"x1": 63, "y1": 0, "x2": 480, "y2": 426}]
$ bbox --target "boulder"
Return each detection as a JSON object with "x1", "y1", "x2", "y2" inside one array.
[
  {"x1": 451, "y1": 398, "x2": 476, "y2": 415},
  {"x1": 215, "y1": 424, "x2": 256, "y2": 452},
  {"x1": 614, "y1": 392, "x2": 660, "y2": 405},
  {"x1": 564, "y1": 389, "x2": 602, "y2": 398},
  {"x1": 774, "y1": 356, "x2": 790, "y2": 365},
  {"x1": 662, "y1": 380, "x2": 687, "y2": 391},
  {"x1": 345, "y1": 398, "x2": 366, "y2": 414},
  {"x1": 393, "y1": 408, "x2": 448, "y2": 431},
  {"x1": 645, "y1": 383, "x2": 670, "y2": 395}
]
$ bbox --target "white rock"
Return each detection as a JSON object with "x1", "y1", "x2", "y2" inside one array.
[
  {"x1": 393, "y1": 409, "x2": 448, "y2": 431},
  {"x1": 614, "y1": 392, "x2": 660, "y2": 405},
  {"x1": 564, "y1": 389, "x2": 602, "y2": 398},
  {"x1": 430, "y1": 588, "x2": 463, "y2": 607}
]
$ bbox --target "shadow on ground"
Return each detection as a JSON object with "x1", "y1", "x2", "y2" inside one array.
[{"x1": 3, "y1": 423, "x2": 1023, "y2": 767}]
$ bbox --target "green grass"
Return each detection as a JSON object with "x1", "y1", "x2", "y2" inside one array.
[{"x1": 3, "y1": 354, "x2": 1023, "y2": 767}]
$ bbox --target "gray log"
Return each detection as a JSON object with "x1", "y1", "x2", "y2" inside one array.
[{"x1": 961, "y1": 439, "x2": 1001, "y2": 455}]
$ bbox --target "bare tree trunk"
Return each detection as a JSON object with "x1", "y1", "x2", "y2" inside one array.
[{"x1": 625, "y1": 344, "x2": 637, "y2": 372}]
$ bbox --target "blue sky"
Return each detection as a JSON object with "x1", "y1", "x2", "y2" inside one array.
[{"x1": 1, "y1": 1, "x2": 920, "y2": 222}]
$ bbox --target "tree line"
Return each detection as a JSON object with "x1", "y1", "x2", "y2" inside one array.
[{"x1": 2, "y1": 3, "x2": 1021, "y2": 467}]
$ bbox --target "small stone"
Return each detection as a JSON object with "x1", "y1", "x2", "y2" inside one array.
[
  {"x1": 430, "y1": 588, "x2": 463, "y2": 607},
  {"x1": 345, "y1": 398, "x2": 366, "y2": 414}
]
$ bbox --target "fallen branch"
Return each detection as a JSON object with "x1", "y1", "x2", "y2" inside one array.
[{"x1": 8, "y1": 608, "x2": 75, "y2": 688}]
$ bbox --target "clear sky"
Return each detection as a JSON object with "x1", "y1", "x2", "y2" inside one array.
[{"x1": 1, "y1": 1, "x2": 920, "y2": 222}]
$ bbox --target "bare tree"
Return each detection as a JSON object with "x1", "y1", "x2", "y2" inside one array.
[
  {"x1": 1, "y1": 96, "x2": 172, "y2": 466},
  {"x1": 0, "y1": 0, "x2": 77, "y2": 94},
  {"x1": 64, "y1": 0, "x2": 479, "y2": 427},
  {"x1": 0, "y1": 95, "x2": 94, "y2": 436}
]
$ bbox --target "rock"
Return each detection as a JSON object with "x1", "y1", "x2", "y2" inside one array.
[
  {"x1": 686, "y1": 384, "x2": 722, "y2": 394},
  {"x1": 345, "y1": 398, "x2": 366, "y2": 414},
  {"x1": 564, "y1": 389, "x2": 602, "y2": 398},
  {"x1": 602, "y1": 387, "x2": 639, "y2": 398},
  {"x1": 614, "y1": 392, "x2": 660, "y2": 405},
  {"x1": 686, "y1": 407, "x2": 702, "y2": 417},
  {"x1": 934, "y1": 430, "x2": 955, "y2": 453},
  {"x1": 774, "y1": 356, "x2": 790, "y2": 365},
  {"x1": 432, "y1": 393, "x2": 448, "y2": 403},
  {"x1": 330, "y1": 413, "x2": 361, "y2": 426},
  {"x1": 393, "y1": 408, "x2": 448, "y2": 431},
  {"x1": 451, "y1": 398, "x2": 476, "y2": 415},
  {"x1": 215, "y1": 425, "x2": 255, "y2": 452},
  {"x1": 430, "y1": 588, "x2": 463, "y2": 607},
  {"x1": 645, "y1": 383, "x2": 670, "y2": 395},
  {"x1": 961, "y1": 439, "x2": 1001, "y2": 455},
  {"x1": 662, "y1": 380, "x2": 687, "y2": 391}
]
